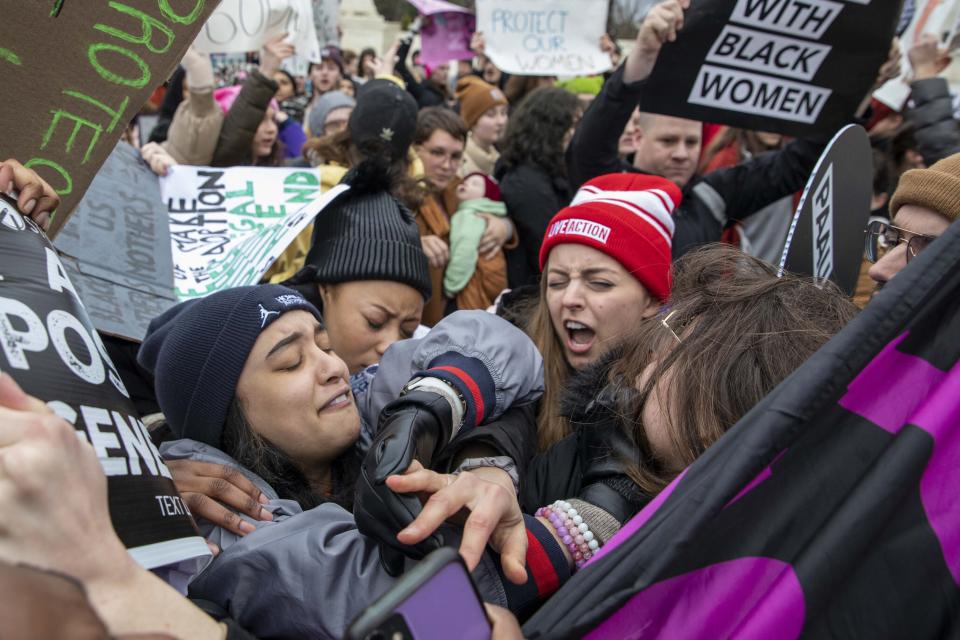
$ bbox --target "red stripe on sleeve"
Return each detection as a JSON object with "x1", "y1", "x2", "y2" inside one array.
[
  {"x1": 525, "y1": 529, "x2": 560, "y2": 597},
  {"x1": 430, "y1": 365, "x2": 486, "y2": 424}
]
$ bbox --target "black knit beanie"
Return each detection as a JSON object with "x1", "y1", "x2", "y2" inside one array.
[
  {"x1": 137, "y1": 285, "x2": 323, "y2": 448},
  {"x1": 304, "y1": 160, "x2": 431, "y2": 300}
]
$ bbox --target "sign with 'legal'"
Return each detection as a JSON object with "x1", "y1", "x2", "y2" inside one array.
[{"x1": 640, "y1": 0, "x2": 904, "y2": 136}]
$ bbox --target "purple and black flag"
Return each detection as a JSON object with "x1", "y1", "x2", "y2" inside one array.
[{"x1": 523, "y1": 220, "x2": 960, "y2": 639}]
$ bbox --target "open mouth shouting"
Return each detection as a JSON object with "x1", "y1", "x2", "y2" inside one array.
[{"x1": 564, "y1": 320, "x2": 596, "y2": 355}]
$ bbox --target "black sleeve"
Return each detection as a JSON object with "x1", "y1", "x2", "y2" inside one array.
[
  {"x1": 700, "y1": 134, "x2": 827, "y2": 226},
  {"x1": 519, "y1": 434, "x2": 582, "y2": 513},
  {"x1": 394, "y1": 37, "x2": 426, "y2": 105},
  {"x1": 908, "y1": 77, "x2": 960, "y2": 166},
  {"x1": 565, "y1": 64, "x2": 638, "y2": 190},
  {"x1": 212, "y1": 70, "x2": 278, "y2": 167},
  {"x1": 436, "y1": 403, "x2": 538, "y2": 482},
  {"x1": 501, "y1": 166, "x2": 565, "y2": 288}
]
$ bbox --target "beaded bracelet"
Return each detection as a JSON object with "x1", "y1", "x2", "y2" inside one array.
[{"x1": 535, "y1": 500, "x2": 600, "y2": 569}]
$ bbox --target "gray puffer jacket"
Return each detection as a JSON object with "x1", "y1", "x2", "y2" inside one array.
[{"x1": 161, "y1": 311, "x2": 544, "y2": 639}]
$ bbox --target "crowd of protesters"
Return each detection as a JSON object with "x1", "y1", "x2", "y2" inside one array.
[{"x1": 2, "y1": 0, "x2": 960, "y2": 637}]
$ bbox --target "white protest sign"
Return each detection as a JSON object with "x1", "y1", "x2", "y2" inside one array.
[
  {"x1": 193, "y1": 0, "x2": 322, "y2": 70},
  {"x1": 874, "y1": 0, "x2": 960, "y2": 111},
  {"x1": 161, "y1": 166, "x2": 347, "y2": 300},
  {"x1": 476, "y1": 0, "x2": 611, "y2": 77}
]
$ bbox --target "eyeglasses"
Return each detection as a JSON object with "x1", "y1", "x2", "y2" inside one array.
[
  {"x1": 864, "y1": 220, "x2": 938, "y2": 264},
  {"x1": 660, "y1": 310, "x2": 682, "y2": 344}
]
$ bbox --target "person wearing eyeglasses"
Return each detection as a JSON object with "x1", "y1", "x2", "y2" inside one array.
[{"x1": 865, "y1": 152, "x2": 959, "y2": 293}]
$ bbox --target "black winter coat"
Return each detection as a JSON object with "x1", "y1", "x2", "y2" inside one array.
[
  {"x1": 566, "y1": 65, "x2": 828, "y2": 259},
  {"x1": 907, "y1": 77, "x2": 960, "y2": 167},
  {"x1": 212, "y1": 70, "x2": 278, "y2": 167},
  {"x1": 496, "y1": 162, "x2": 572, "y2": 288}
]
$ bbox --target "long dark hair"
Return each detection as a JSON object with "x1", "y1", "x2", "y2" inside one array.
[
  {"x1": 220, "y1": 398, "x2": 359, "y2": 511},
  {"x1": 499, "y1": 87, "x2": 580, "y2": 177},
  {"x1": 609, "y1": 245, "x2": 859, "y2": 496}
]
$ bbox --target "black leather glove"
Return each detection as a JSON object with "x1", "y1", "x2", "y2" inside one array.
[
  {"x1": 575, "y1": 383, "x2": 650, "y2": 525},
  {"x1": 353, "y1": 390, "x2": 455, "y2": 575}
]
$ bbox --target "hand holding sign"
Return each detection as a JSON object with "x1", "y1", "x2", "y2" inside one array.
[
  {"x1": 0, "y1": 159, "x2": 60, "y2": 231},
  {"x1": 0, "y1": 373, "x2": 129, "y2": 589},
  {"x1": 260, "y1": 32, "x2": 296, "y2": 77},
  {"x1": 625, "y1": 0, "x2": 691, "y2": 84},
  {"x1": 909, "y1": 33, "x2": 951, "y2": 80}
]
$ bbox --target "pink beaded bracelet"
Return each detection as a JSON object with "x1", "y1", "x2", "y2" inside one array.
[{"x1": 535, "y1": 500, "x2": 600, "y2": 570}]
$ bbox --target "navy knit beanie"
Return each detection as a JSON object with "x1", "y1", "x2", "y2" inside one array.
[
  {"x1": 304, "y1": 159, "x2": 432, "y2": 300},
  {"x1": 137, "y1": 285, "x2": 323, "y2": 448}
]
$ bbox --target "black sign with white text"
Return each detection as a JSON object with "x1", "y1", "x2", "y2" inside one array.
[
  {"x1": 780, "y1": 124, "x2": 872, "y2": 295},
  {"x1": 641, "y1": 0, "x2": 904, "y2": 136},
  {"x1": 0, "y1": 196, "x2": 208, "y2": 570}
]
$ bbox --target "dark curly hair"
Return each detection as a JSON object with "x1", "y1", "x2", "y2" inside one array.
[{"x1": 499, "y1": 87, "x2": 581, "y2": 178}]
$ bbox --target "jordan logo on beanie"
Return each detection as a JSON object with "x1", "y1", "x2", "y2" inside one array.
[{"x1": 258, "y1": 303, "x2": 280, "y2": 328}]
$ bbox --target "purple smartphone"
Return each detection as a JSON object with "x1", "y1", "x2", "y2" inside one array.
[{"x1": 346, "y1": 547, "x2": 492, "y2": 640}]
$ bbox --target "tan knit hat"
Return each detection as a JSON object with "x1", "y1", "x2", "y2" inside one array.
[
  {"x1": 455, "y1": 76, "x2": 508, "y2": 130},
  {"x1": 890, "y1": 152, "x2": 960, "y2": 222}
]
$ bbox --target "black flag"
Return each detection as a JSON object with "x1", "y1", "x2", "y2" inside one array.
[{"x1": 524, "y1": 218, "x2": 960, "y2": 638}]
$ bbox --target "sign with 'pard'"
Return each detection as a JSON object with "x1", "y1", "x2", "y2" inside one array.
[
  {"x1": 780, "y1": 124, "x2": 872, "y2": 296},
  {"x1": 0, "y1": 196, "x2": 209, "y2": 570},
  {"x1": 476, "y1": 0, "x2": 612, "y2": 77},
  {"x1": 0, "y1": 1, "x2": 219, "y2": 237},
  {"x1": 640, "y1": 0, "x2": 904, "y2": 136}
]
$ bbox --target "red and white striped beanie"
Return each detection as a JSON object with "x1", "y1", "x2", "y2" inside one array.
[{"x1": 538, "y1": 173, "x2": 682, "y2": 301}]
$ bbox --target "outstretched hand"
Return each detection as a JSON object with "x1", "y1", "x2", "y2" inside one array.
[{"x1": 387, "y1": 462, "x2": 528, "y2": 585}]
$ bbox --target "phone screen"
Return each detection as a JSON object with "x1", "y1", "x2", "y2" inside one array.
[{"x1": 392, "y1": 562, "x2": 491, "y2": 640}]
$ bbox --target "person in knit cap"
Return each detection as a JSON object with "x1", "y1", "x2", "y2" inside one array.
[
  {"x1": 518, "y1": 172, "x2": 682, "y2": 449},
  {"x1": 866, "y1": 151, "x2": 959, "y2": 292},
  {"x1": 444, "y1": 173, "x2": 509, "y2": 308},
  {"x1": 287, "y1": 159, "x2": 431, "y2": 375},
  {"x1": 135, "y1": 283, "x2": 546, "y2": 639},
  {"x1": 455, "y1": 75, "x2": 509, "y2": 177},
  {"x1": 306, "y1": 89, "x2": 355, "y2": 138}
]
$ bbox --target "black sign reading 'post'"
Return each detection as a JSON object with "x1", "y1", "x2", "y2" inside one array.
[
  {"x1": 641, "y1": 0, "x2": 904, "y2": 136},
  {"x1": 0, "y1": 197, "x2": 208, "y2": 570},
  {"x1": 780, "y1": 124, "x2": 872, "y2": 295}
]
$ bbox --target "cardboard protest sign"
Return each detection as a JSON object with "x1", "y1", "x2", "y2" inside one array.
[
  {"x1": 408, "y1": 0, "x2": 477, "y2": 68},
  {"x1": 640, "y1": 0, "x2": 903, "y2": 137},
  {"x1": 313, "y1": 0, "x2": 341, "y2": 48},
  {"x1": 0, "y1": 1, "x2": 220, "y2": 237},
  {"x1": 475, "y1": 0, "x2": 612, "y2": 76},
  {"x1": 192, "y1": 0, "x2": 322, "y2": 74},
  {"x1": 54, "y1": 142, "x2": 176, "y2": 343},
  {"x1": 0, "y1": 196, "x2": 209, "y2": 570},
  {"x1": 161, "y1": 165, "x2": 347, "y2": 300},
  {"x1": 780, "y1": 124, "x2": 872, "y2": 295},
  {"x1": 874, "y1": 0, "x2": 960, "y2": 111}
]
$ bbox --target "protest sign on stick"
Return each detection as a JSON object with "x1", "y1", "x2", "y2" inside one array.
[
  {"x1": 161, "y1": 165, "x2": 347, "y2": 300},
  {"x1": 0, "y1": 196, "x2": 209, "y2": 570},
  {"x1": 640, "y1": 0, "x2": 904, "y2": 136},
  {"x1": 54, "y1": 142, "x2": 176, "y2": 343},
  {"x1": 408, "y1": 0, "x2": 477, "y2": 68},
  {"x1": 0, "y1": 1, "x2": 220, "y2": 237},
  {"x1": 475, "y1": 0, "x2": 611, "y2": 77},
  {"x1": 780, "y1": 124, "x2": 873, "y2": 296}
]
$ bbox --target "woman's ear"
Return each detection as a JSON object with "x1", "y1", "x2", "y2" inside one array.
[
  {"x1": 317, "y1": 283, "x2": 331, "y2": 304},
  {"x1": 641, "y1": 298, "x2": 662, "y2": 320}
]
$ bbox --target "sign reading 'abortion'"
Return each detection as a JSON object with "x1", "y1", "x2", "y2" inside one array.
[
  {"x1": 476, "y1": 0, "x2": 612, "y2": 77},
  {"x1": 640, "y1": 0, "x2": 903, "y2": 136}
]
